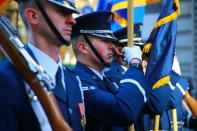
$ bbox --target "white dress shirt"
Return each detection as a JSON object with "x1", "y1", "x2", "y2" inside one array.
[
  {"x1": 28, "y1": 43, "x2": 65, "y2": 89},
  {"x1": 89, "y1": 67, "x2": 104, "y2": 80}
]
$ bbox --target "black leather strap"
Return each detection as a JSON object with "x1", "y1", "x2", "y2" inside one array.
[{"x1": 83, "y1": 34, "x2": 110, "y2": 67}]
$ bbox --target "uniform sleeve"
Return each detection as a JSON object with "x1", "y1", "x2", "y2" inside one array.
[
  {"x1": 107, "y1": 68, "x2": 174, "y2": 115},
  {"x1": 142, "y1": 71, "x2": 188, "y2": 114},
  {"x1": 167, "y1": 71, "x2": 189, "y2": 109},
  {"x1": 143, "y1": 84, "x2": 173, "y2": 115},
  {"x1": 81, "y1": 68, "x2": 148, "y2": 126},
  {"x1": 142, "y1": 71, "x2": 175, "y2": 115},
  {"x1": 0, "y1": 71, "x2": 22, "y2": 131},
  {"x1": 0, "y1": 67, "x2": 40, "y2": 131}
]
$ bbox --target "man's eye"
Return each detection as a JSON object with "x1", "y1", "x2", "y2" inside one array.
[
  {"x1": 55, "y1": 8, "x2": 71, "y2": 15},
  {"x1": 56, "y1": 8, "x2": 65, "y2": 13},
  {"x1": 102, "y1": 39, "x2": 111, "y2": 43}
]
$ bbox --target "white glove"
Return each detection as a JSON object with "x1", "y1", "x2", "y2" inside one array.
[{"x1": 122, "y1": 46, "x2": 142, "y2": 64}]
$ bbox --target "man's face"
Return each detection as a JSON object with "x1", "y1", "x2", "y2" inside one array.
[
  {"x1": 40, "y1": 2, "x2": 76, "y2": 43},
  {"x1": 89, "y1": 36, "x2": 115, "y2": 65}
]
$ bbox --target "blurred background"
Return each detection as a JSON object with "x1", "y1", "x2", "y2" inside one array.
[{"x1": 0, "y1": 0, "x2": 196, "y2": 98}]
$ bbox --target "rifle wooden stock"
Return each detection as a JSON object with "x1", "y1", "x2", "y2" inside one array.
[
  {"x1": 184, "y1": 90, "x2": 197, "y2": 119},
  {"x1": 0, "y1": 20, "x2": 72, "y2": 131}
]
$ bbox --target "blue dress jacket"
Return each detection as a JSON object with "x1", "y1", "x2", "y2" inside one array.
[
  {"x1": 0, "y1": 46, "x2": 83, "y2": 131},
  {"x1": 72, "y1": 62, "x2": 150, "y2": 131},
  {"x1": 105, "y1": 62, "x2": 179, "y2": 130},
  {"x1": 105, "y1": 62, "x2": 174, "y2": 114}
]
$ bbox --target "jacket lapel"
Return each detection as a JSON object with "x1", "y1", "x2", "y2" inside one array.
[
  {"x1": 63, "y1": 69, "x2": 72, "y2": 105},
  {"x1": 24, "y1": 44, "x2": 38, "y2": 63},
  {"x1": 53, "y1": 85, "x2": 67, "y2": 104}
]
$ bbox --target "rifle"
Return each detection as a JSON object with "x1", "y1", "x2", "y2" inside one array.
[{"x1": 0, "y1": 16, "x2": 72, "y2": 131}]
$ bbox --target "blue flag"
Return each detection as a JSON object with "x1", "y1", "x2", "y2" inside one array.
[
  {"x1": 96, "y1": 0, "x2": 146, "y2": 32},
  {"x1": 143, "y1": 0, "x2": 180, "y2": 89}
]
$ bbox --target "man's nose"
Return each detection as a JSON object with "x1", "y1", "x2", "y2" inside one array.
[
  {"x1": 109, "y1": 42, "x2": 115, "y2": 49},
  {"x1": 67, "y1": 15, "x2": 76, "y2": 25}
]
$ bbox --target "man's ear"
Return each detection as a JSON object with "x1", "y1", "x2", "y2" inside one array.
[
  {"x1": 25, "y1": 8, "x2": 39, "y2": 25},
  {"x1": 77, "y1": 42, "x2": 89, "y2": 55}
]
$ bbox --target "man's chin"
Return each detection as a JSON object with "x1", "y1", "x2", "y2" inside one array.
[
  {"x1": 105, "y1": 60, "x2": 112, "y2": 65},
  {"x1": 64, "y1": 37, "x2": 71, "y2": 42},
  {"x1": 108, "y1": 58, "x2": 113, "y2": 63}
]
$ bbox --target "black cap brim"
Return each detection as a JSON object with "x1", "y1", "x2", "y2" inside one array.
[
  {"x1": 48, "y1": 0, "x2": 80, "y2": 14},
  {"x1": 91, "y1": 33, "x2": 117, "y2": 42}
]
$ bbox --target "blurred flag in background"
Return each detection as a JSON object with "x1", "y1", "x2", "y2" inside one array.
[
  {"x1": 96, "y1": 0, "x2": 160, "y2": 31},
  {"x1": 0, "y1": 0, "x2": 11, "y2": 14}
]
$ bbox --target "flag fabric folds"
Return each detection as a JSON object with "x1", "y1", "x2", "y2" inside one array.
[
  {"x1": 96, "y1": 0, "x2": 160, "y2": 32},
  {"x1": 143, "y1": 0, "x2": 180, "y2": 89}
]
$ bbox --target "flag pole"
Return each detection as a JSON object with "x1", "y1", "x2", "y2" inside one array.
[
  {"x1": 172, "y1": 109, "x2": 178, "y2": 131},
  {"x1": 127, "y1": 0, "x2": 134, "y2": 47},
  {"x1": 127, "y1": 0, "x2": 134, "y2": 130},
  {"x1": 154, "y1": 115, "x2": 160, "y2": 131}
]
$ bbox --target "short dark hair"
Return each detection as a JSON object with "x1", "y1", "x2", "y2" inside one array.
[
  {"x1": 71, "y1": 35, "x2": 94, "y2": 56},
  {"x1": 18, "y1": 0, "x2": 47, "y2": 28},
  {"x1": 71, "y1": 35, "x2": 84, "y2": 56}
]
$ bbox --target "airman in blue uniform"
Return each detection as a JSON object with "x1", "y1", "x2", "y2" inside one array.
[
  {"x1": 106, "y1": 26, "x2": 174, "y2": 113},
  {"x1": 70, "y1": 11, "x2": 152, "y2": 131},
  {"x1": 0, "y1": 0, "x2": 84, "y2": 131},
  {"x1": 105, "y1": 26, "x2": 190, "y2": 130}
]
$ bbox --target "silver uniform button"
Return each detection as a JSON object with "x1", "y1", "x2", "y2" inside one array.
[{"x1": 68, "y1": 108, "x2": 72, "y2": 114}]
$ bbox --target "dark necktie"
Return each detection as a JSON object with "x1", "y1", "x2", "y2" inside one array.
[
  {"x1": 54, "y1": 67, "x2": 67, "y2": 101},
  {"x1": 103, "y1": 76, "x2": 118, "y2": 93}
]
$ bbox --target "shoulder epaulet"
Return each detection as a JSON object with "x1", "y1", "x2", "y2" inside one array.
[
  {"x1": 63, "y1": 66, "x2": 97, "y2": 87},
  {"x1": 73, "y1": 68, "x2": 98, "y2": 86}
]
